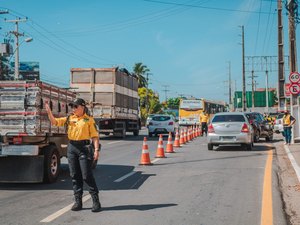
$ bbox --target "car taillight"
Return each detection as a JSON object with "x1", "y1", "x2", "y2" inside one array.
[
  {"x1": 149, "y1": 122, "x2": 153, "y2": 125},
  {"x1": 241, "y1": 123, "x2": 249, "y2": 133},
  {"x1": 208, "y1": 124, "x2": 215, "y2": 133},
  {"x1": 13, "y1": 136, "x2": 22, "y2": 144},
  {"x1": 168, "y1": 122, "x2": 174, "y2": 125}
]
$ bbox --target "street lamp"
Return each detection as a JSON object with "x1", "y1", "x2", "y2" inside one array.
[{"x1": 14, "y1": 36, "x2": 33, "y2": 80}]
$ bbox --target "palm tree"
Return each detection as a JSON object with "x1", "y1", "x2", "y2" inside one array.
[{"x1": 133, "y1": 62, "x2": 149, "y2": 88}]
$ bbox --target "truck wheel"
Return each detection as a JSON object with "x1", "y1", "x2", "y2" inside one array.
[
  {"x1": 43, "y1": 145, "x2": 60, "y2": 183},
  {"x1": 208, "y1": 144, "x2": 213, "y2": 150}
]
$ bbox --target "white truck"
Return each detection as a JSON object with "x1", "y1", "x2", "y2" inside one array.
[
  {"x1": 0, "y1": 80, "x2": 76, "y2": 183},
  {"x1": 70, "y1": 67, "x2": 140, "y2": 138}
]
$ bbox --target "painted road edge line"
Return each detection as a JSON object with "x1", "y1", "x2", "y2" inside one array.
[
  {"x1": 114, "y1": 171, "x2": 137, "y2": 182},
  {"x1": 40, "y1": 195, "x2": 91, "y2": 223},
  {"x1": 107, "y1": 140, "x2": 123, "y2": 145},
  {"x1": 260, "y1": 148, "x2": 273, "y2": 225},
  {"x1": 284, "y1": 145, "x2": 300, "y2": 183}
]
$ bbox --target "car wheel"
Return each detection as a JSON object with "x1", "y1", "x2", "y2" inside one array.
[
  {"x1": 266, "y1": 135, "x2": 273, "y2": 142},
  {"x1": 208, "y1": 144, "x2": 213, "y2": 150},
  {"x1": 254, "y1": 130, "x2": 260, "y2": 143},
  {"x1": 246, "y1": 143, "x2": 253, "y2": 150}
]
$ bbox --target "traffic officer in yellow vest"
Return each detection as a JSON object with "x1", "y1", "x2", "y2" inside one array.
[
  {"x1": 200, "y1": 111, "x2": 209, "y2": 136},
  {"x1": 45, "y1": 98, "x2": 101, "y2": 212},
  {"x1": 283, "y1": 110, "x2": 296, "y2": 145}
]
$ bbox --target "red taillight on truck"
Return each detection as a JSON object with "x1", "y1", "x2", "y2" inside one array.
[
  {"x1": 241, "y1": 123, "x2": 250, "y2": 133},
  {"x1": 13, "y1": 137, "x2": 22, "y2": 144},
  {"x1": 208, "y1": 124, "x2": 215, "y2": 133}
]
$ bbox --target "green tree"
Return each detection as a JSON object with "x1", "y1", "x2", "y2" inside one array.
[
  {"x1": 166, "y1": 97, "x2": 181, "y2": 109},
  {"x1": 138, "y1": 87, "x2": 161, "y2": 124},
  {"x1": 133, "y1": 62, "x2": 149, "y2": 88}
]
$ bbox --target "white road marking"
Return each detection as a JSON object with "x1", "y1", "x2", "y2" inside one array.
[
  {"x1": 114, "y1": 171, "x2": 137, "y2": 182},
  {"x1": 40, "y1": 195, "x2": 91, "y2": 223},
  {"x1": 284, "y1": 145, "x2": 300, "y2": 183},
  {"x1": 106, "y1": 140, "x2": 123, "y2": 145},
  {"x1": 151, "y1": 158, "x2": 161, "y2": 163}
]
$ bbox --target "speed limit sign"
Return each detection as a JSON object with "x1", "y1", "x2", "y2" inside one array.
[{"x1": 289, "y1": 72, "x2": 300, "y2": 84}]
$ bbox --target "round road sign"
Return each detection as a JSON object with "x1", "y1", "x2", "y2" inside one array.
[
  {"x1": 289, "y1": 72, "x2": 300, "y2": 83},
  {"x1": 289, "y1": 83, "x2": 300, "y2": 95}
]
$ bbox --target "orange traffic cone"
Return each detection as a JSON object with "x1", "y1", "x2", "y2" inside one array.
[
  {"x1": 187, "y1": 128, "x2": 191, "y2": 142},
  {"x1": 184, "y1": 129, "x2": 188, "y2": 143},
  {"x1": 140, "y1": 137, "x2": 153, "y2": 165},
  {"x1": 173, "y1": 130, "x2": 181, "y2": 147},
  {"x1": 155, "y1": 134, "x2": 166, "y2": 158},
  {"x1": 166, "y1": 132, "x2": 175, "y2": 153},
  {"x1": 179, "y1": 129, "x2": 185, "y2": 145}
]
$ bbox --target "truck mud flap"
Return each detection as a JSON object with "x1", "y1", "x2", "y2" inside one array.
[{"x1": 0, "y1": 155, "x2": 44, "y2": 183}]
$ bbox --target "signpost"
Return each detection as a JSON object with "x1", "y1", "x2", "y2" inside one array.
[{"x1": 288, "y1": 72, "x2": 300, "y2": 95}]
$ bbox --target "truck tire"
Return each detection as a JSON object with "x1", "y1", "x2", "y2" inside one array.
[
  {"x1": 208, "y1": 144, "x2": 213, "y2": 150},
  {"x1": 43, "y1": 145, "x2": 60, "y2": 183}
]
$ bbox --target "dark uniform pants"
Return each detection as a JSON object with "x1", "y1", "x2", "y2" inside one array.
[
  {"x1": 67, "y1": 143, "x2": 99, "y2": 195},
  {"x1": 201, "y1": 122, "x2": 208, "y2": 136}
]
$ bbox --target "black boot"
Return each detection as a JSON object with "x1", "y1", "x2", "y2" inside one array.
[
  {"x1": 71, "y1": 194, "x2": 82, "y2": 211},
  {"x1": 91, "y1": 194, "x2": 101, "y2": 212}
]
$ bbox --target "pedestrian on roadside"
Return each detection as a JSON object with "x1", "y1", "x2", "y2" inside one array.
[
  {"x1": 200, "y1": 111, "x2": 209, "y2": 136},
  {"x1": 45, "y1": 98, "x2": 102, "y2": 212},
  {"x1": 283, "y1": 110, "x2": 296, "y2": 145}
]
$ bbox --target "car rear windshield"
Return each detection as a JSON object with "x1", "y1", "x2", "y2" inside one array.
[
  {"x1": 277, "y1": 114, "x2": 284, "y2": 119},
  {"x1": 212, "y1": 115, "x2": 246, "y2": 123},
  {"x1": 152, "y1": 116, "x2": 171, "y2": 121}
]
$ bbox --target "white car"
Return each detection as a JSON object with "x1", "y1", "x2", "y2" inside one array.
[
  {"x1": 148, "y1": 115, "x2": 176, "y2": 137},
  {"x1": 207, "y1": 112, "x2": 254, "y2": 150},
  {"x1": 274, "y1": 113, "x2": 284, "y2": 134}
]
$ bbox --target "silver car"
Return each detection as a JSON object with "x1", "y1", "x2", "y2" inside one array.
[{"x1": 207, "y1": 112, "x2": 254, "y2": 150}]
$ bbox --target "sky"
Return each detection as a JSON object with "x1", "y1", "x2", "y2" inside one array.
[{"x1": 0, "y1": 0, "x2": 297, "y2": 103}]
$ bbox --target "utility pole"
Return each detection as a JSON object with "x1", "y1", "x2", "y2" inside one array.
[
  {"x1": 241, "y1": 25, "x2": 246, "y2": 112},
  {"x1": 0, "y1": 10, "x2": 9, "y2": 80},
  {"x1": 264, "y1": 57, "x2": 270, "y2": 113},
  {"x1": 228, "y1": 61, "x2": 232, "y2": 108},
  {"x1": 278, "y1": 0, "x2": 286, "y2": 110},
  {"x1": 162, "y1": 85, "x2": 170, "y2": 102},
  {"x1": 5, "y1": 17, "x2": 27, "y2": 80},
  {"x1": 249, "y1": 70, "x2": 258, "y2": 112},
  {"x1": 287, "y1": 0, "x2": 298, "y2": 143},
  {"x1": 145, "y1": 73, "x2": 152, "y2": 114}
]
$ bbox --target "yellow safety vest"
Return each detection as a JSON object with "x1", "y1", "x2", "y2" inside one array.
[
  {"x1": 55, "y1": 113, "x2": 99, "y2": 140},
  {"x1": 200, "y1": 114, "x2": 209, "y2": 123},
  {"x1": 283, "y1": 114, "x2": 291, "y2": 126}
]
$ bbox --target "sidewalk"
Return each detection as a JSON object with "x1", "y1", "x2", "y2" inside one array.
[{"x1": 275, "y1": 136, "x2": 300, "y2": 225}]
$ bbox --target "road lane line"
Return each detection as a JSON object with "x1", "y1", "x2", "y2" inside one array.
[
  {"x1": 260, "y1": 148, "x2": 273, "y2": 225},
  {"x1": 284, "y1": 145, "x2": 300, "y2": 182},
  {"x1": 40, "y1": 195, "x2": 91, "y2": 223},
  {"x1": 114, "y1": 171, "x2": 137, "y2": 182},
  {"x1": 107, "y1": 140, "x2": 123, "y2": 145}
]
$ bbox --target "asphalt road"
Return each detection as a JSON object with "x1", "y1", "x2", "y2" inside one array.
[{"x1": 0, "y1": 129, "x2": 288, "y2": 225}]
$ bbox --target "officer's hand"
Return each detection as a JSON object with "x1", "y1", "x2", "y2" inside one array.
[
  {"x1": 93, "y1": 150, "x2": 99, "y2": 161},
  {"x1": 45, "y1": 103, "x2": 51, "y2": 114}
]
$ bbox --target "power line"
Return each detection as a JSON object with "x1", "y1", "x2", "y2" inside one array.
[{"x1": 144, "y1": 0, "x2": 276, "y2": 14}]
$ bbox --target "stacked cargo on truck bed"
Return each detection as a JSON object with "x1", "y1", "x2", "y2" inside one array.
[
  {"x1": 70, "y1": 67, "x2": 140, "y2": 137},
  {"x1": 0, "y1": 80, "x2": 76, "y2": 183}
]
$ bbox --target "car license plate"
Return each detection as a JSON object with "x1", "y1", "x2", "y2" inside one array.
[
  {"x1": 220, "y1": 136, "x2": 235, "y2": 140},
  {"x1": 156, "y1": 128, "x2": 164, "y2": 132}
]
